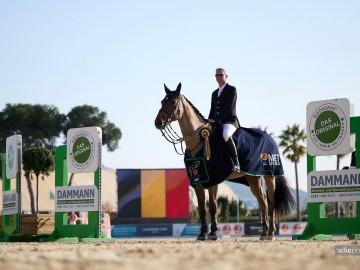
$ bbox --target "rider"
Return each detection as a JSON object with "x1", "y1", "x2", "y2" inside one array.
[{"x1": 208, "y1": 67, "x2": 241, "y2": 172}]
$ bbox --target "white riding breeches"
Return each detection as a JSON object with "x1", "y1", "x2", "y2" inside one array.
[{"x1": 222, "y1": 123, "x2": 237, "y2": 142}]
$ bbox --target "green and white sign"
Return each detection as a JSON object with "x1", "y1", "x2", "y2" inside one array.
[
  {"x1": 306, "y1": 98, "x2": 354, "y2": 156},
  {"x1": 2, "y1": 190, "x2": 19, "y2": 215},
  {"x1": 308, "y1": 169, "x2": 360, "y2": 203},
  {"x1": 67, "y1": 127, "x2": 102, "y2": 173},
  {"x1": 55, "y1": 185, "x2": 99, "y2": 212},
  {"x1": 6, "y1": 135, "x2": 22, "y2": 179}
]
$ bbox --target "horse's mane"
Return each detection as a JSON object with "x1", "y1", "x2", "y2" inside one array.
[{"x1": 182, "y1": 95, "x2": 207, "y2": 121}]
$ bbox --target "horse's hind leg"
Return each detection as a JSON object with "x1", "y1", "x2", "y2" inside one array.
[
  {"x1": 194, "y1": 185, "x2": 208, "y2": 241},
  {"x1": 264, "y1": 176, "x2": 276, "y2": 240},
  {"x1": 246, "y1": 176, "x2": 269, "y2": 240},
  {"x1": 207, "y1": 185, "x2": 219, "y2": 240}
]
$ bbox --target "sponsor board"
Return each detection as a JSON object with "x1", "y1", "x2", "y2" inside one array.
[
  {"x1": 306, "y1": 98, "x2": 354, "y2": 156},
  {"x1": 244, "y1": 222, "x2": 279, "y2": 235},
  {"x1": 111, "y1": 225, "x2": 137, "y2": 237},
  {"x1": 137, "y1": 224, "x2": 173, "y2": 237},
  {"x1": 218, "y1": 223, "x2": 244, "y2": 236},
  {"x1": 6, "y1": 135, "x2": 22, "y2": 179},
  {"x1": 173, "y1": 224, "x2": 201, "y2": 237},
  {"x1": 2, "y1": 190, "x2": 19, "y2": 215},
  {"x1": 111, "y1": 223, "x2": 245, "y2": 238},
  {"x1": 173, "y1": 223, "x2": 244, "y2": 237},
  {"x1": 55, "y1": 185, "x2": 99, "y2": 211},
  {"x1": 279, "y1": 222, "x2": 307, "y2": 235},
  {"x1": 308, "y1": 169, "x2": 360, "y2": 202},
  {"x1": 67, "y1": 127, "x2": 101, "y2": 173}
]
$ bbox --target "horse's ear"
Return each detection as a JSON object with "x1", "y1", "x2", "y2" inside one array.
[
  {"x1": 175, "y1": 82, "x2": 182, "y2": 95},
  {"x1": 164, "y1": 84, "x2": 171, "y2": 95}
]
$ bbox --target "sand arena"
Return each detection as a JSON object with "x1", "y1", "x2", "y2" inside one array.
[{"x1": 1, "y1": 237, "x2": 360, "y2": 270}]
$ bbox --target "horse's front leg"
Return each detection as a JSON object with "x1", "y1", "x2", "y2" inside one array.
[
  {"x1": 207, "y1": 185, "x2": 219, "y2": 240},
  {"x1": 195, "y1": 185, "x2": 207, "y2": 241}
]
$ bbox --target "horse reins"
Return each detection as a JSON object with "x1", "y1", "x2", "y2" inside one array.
[{"x1": 159, "y1": 94, "x2": 208, "y2": 155}]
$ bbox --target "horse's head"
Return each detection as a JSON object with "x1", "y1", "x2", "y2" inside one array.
[{"x1": 154, "y1": 83, "x2": 183, "y2": 130}]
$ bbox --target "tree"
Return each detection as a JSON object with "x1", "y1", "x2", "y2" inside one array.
[
  {"x1": 0, "y1": 103, "x2": 65, "y2": 212},
  {"x1": 62, "y1": 105, "x2": 122, "y2": 185},
  {"x1": 278, "y1": 124, "x2": 306, "y2": 221},
  {"x1": 0, "y1": 104, "x2": 66, "y2": 152},
  {"x1": 228, "y1": 198, "x2": 248, "y2": 221},
  {"x1": 217, "y1": 195, "x2": 229, "y2": 222},
  {"x1": 23, "y1": 147, "x2": 55, "y2": 214}
]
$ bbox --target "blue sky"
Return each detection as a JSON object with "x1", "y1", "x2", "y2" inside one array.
[{"x1": 1, "y1": 1, "x2": 359, "y2": 191}]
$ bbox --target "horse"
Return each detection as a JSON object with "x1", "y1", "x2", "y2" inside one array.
[{"x1": 154, "y1": 83, "x2": 296, "y2": 241}]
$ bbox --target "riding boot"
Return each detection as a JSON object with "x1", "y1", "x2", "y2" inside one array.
[{"x1": 226, "y1": 137, "x2": 241, "y2": 172}]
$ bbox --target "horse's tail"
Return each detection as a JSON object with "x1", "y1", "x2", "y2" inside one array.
[{"x1": 274, "y1": 176, "x2": 296, "y2": 217}]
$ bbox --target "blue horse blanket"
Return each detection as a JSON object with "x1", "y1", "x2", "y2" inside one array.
[{"x1": 184, "y1": 124, "x2": 284, "y2": 189}]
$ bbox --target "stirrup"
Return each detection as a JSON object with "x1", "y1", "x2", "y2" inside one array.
[{"x1": 233, "y1": 162, "x2": 241, "y2": 173}]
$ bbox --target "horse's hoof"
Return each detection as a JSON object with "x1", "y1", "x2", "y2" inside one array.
[
  {"x1": 259, "y1": 235, "x2": 268, "y2": 241},
  {"x1": 207, "y1": 234, "x2": 218, "y2": 241},
  {"x1": 267, "y1": 235, "x2": 276, "y2": 241},
  {"x1": 196, "y1": 235, "x2": 206, "y2": 241}
]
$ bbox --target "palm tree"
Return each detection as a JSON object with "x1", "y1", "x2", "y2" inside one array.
[{"x1": 278, "y1": 124, "x2": 306, "y2": 221}]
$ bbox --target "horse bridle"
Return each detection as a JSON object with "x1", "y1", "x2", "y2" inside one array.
[
  {"x1": 159, "y1": 94, "x2": 182, "y2": 124},
  {"x1": 158, "y1": 94, "x2": 208, "y2": 155}
]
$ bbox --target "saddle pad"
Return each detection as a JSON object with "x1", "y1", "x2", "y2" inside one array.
[
  {"x1": 233, "y1": 127, "x2": 284, "y2": 176},
  {"x1": 183, "y1": 124, "x2": 284, "y2": 189}
]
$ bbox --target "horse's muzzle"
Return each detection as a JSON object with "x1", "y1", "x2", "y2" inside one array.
[{"x1": 154, "y1": 118, "x2": 165, "y2": 130}]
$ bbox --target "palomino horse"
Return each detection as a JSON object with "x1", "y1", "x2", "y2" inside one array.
[{"x1": 154, "y1": 83, "x2": 296, "y2": 240}]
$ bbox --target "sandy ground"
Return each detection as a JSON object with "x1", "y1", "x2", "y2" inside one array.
[{"x1": 0, "y1": 237, "x2": 360, "y2": 270}]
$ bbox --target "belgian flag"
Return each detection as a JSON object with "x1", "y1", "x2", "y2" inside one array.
[{"x1": 116, "y1": 169, "x2": 189, "y2": 218}]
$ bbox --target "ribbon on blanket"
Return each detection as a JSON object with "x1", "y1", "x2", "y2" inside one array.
[{"x1": 200, "y1": 128, "x2": 211, "y2": 161}]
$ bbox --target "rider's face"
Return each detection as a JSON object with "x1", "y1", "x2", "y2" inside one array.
[{"x1": 215, "y1": 70, "x2": 227, "y2": 86}]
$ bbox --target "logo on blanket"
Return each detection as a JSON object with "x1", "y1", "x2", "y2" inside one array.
[
  {"x1": 184, "y1": 157, "x2": 210, "y2": 185},
  {"x1": 260, "y1": 153, "x2": 268, "y2": 161},
  {"x1": 260, "y1": 152, "x2": 281, "y2": 166},
  {"x1": 189, "y1": 161, "x2": 201, "y2": 181}
]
